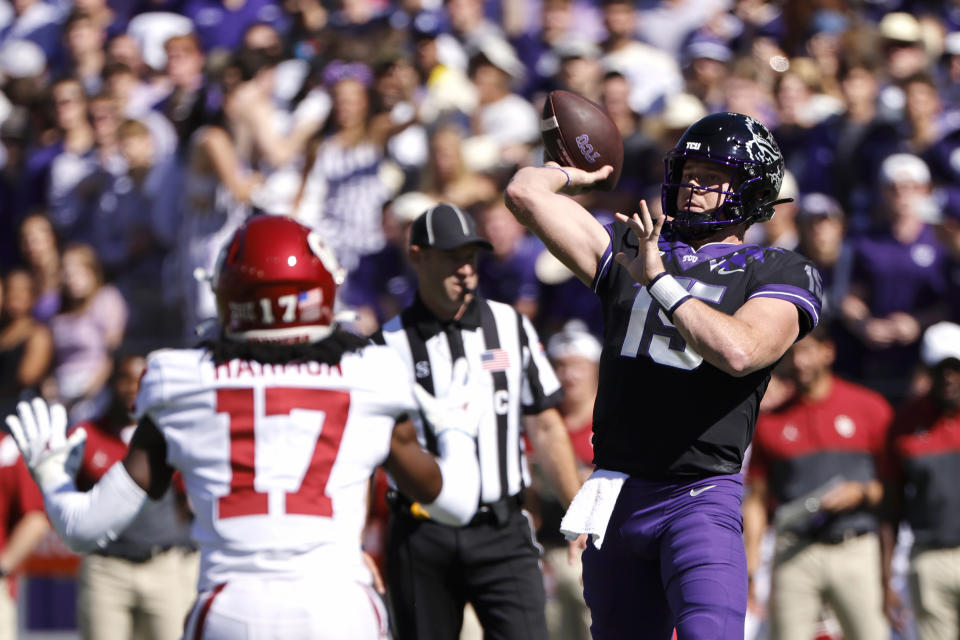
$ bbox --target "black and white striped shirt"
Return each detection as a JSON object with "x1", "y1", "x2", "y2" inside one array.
[{"x1": 375, "y1": 296, "x2": 562, "y2": 505}]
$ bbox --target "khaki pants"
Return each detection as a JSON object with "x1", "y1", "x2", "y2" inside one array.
[
  {"x1": 544, "y1": 546, "x2": 591, "y2": 640},
  {"x1": 78, "y1": 548, "x2": 199, "y2": 640},
  {"x1": 0, "y1": 578, "x2": 16, "y2": 640},
  {"x1": 769, "y1": 532, "x2": 888, "y2": 640},
  {"x1": 909, "y1": 545, "x2": 960, "y2": 640}
]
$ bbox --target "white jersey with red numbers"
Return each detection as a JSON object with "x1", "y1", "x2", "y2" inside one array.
[{"x1": 134, "y1": 344, "x2": 415, "y2": 593}]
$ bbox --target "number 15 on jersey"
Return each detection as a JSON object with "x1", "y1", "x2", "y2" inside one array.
[{"x1": 620, "y1": 278, "x2": 725, "y2": 371}]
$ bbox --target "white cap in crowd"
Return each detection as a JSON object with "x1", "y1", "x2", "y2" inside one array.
[
  {"x1": 879, "y1": 12, "x2": 923, "y2": 44},
  {"x1": 880, "y1": 153, "x2": 931, "y2": 186},
  {"x1": 389, "y1": 192, "x2": 439, "y2": 225},
  {"x1": 547, "y1": 321, "x2": 602, "y2": 363},
  {"x1": 920, "y1": 322, "x2": 960, "y2": 367},
  {"x1": 0, "y1": 40, "x2": 46, "y2": 79}
]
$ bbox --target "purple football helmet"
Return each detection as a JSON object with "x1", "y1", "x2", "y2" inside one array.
[{"x1": 661, "y1": 112, "x2": 788, "y2": 241}]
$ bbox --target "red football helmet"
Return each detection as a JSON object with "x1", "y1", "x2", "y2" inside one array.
[{"x1": 213, "y1": 215, "x2": 345, "y2": 342}]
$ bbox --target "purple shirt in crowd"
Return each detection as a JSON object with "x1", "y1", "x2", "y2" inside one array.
[{"x1": 182, "y1": 0, "x2": 289, "y2": 52}]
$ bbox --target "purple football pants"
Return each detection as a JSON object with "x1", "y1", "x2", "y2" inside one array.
[{"x1": 582, "y1": 474, "x2": 747, "y2": 640}]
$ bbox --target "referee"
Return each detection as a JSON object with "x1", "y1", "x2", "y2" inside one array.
[{"x1": 376, "y1": 203, "x2": 582, "y2": 640}]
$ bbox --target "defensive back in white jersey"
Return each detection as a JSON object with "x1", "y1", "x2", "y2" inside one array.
[{"x1": 134, "y1": 343, "x2": 416, "y2": 591}]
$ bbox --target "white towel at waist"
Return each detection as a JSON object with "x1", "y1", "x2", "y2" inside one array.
[{"x1": 559, "y1": 468, "x2": 628, "y2": 549}]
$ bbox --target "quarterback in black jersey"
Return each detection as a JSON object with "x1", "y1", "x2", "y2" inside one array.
[{"x1": 506, "y1": 112, "x2": 822, "y2": 639}]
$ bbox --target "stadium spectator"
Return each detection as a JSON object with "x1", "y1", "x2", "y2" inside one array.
[
  {"x1": 877, "y1": 12, "x2": 932, "y2": 121},
  {"x1": 408, "y1": 10, "x2": 477, "y2": 124},
  {"x1": 62, "y1": 10, "x2": 109, "y2": 95},
  {"x1": 0, "y1": 0, "x2": 62, "y2": 66},
  {"x1": 0, "y1": 269, "x2": 53, "y2": 417},
  {"x1": 89, "y1": 118, "x2": 181, "y2": 351},
  {"x1": 296, "y1": 60, "x2": 393, "y2": 272},
  {"x1": 509, "y1": 0, "x2": 576, "y2": 98},
  {"x1": 599, "y1": 0, "x2": 683, "y2": 115},
  {"x1": 880, "y1": 321, "x2": 960, "y2": 640},
  {"x1": 154, "y1": 32, "x2": 212, "y2": 154},
  {"x1": 49, "y1": 243, "x2": 128, "y2": 422},
  {"x1": 419, "y1": 121, "x2": 497, "y2": 210},
  {"x1": 340, "y1": 191, "x2": 436, "y2": 335},
  {"x1": 799, "y1": 55, "x2": 901, "y2": 228},
  {"x1": 935, "y1": 188, "x2": 960, "y2": 324},
  {"x1": 475, "y1": 197, "x2": 542, "y2": 319},
  {"x1": 467, "y1": 37, "x2": 539, "y2": 166},
  {"x1": 794, "y1": 193, "x2": 849, "y2": 322},
  {"x1": 181, "y1": 0, "x2": 289, "y2": 56},
  {"x1": 599, "y1": 70, "x2": 660, "y2": 207},
  {"x1": 744, "y1": 325, "x2": 891, "y2": 640},
  {"x1": 42, "y1": 78, "x2": 99, "y2": 240},
  {"x1": 175, "y1": 50, "x2": 266, "y2": 339},
  {"x1": 682, "y1": 35, "x2": 731, "y2": 114},
  {"x1": 17, "y1": 213, "x2": 62, "y2": 323},
  {"x1": 837, "y1": 153, "x2": 948, "y2": 404},
  {"x1": 373, "y1": 53, "x2": 430, "y2": 192},
  {"x1": 553, "y1": 38, "x2": 603, "y2": 105},
  {"x1": 102, "y1": 61, "x2": 178, "y2": 158}
]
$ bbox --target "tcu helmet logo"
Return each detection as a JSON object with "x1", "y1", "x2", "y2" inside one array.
[
  {"x1": 743, "y1": 117, "x2": 783, "y2": 191},
  {"x1": 575, "y1": 134, "x2": 601, "y2": 163}
]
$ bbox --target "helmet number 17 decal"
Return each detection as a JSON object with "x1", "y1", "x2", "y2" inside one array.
[{"x1": 620, "y1": 279, "x2": 725, "y2": 369}]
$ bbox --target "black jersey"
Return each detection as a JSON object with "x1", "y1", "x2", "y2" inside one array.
[{"x1": 590, "y1": 221, "x2": 823, "y2": 479}]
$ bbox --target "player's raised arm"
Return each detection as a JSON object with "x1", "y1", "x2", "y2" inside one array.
[
  {"x1": 505, "y1": 164, "x2": 613, "y2": 287},
  {"x1": 6, "y1": 399, "x2": 153, "y2": 552}
]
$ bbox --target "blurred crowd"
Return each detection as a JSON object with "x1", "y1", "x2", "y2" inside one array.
[{"x1": 0, "y1": 0, "x2": 958, "y2": 637}]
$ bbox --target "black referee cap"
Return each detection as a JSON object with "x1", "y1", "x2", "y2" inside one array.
[{"x1": 409, "y1": 203, "x2": 493, "y2": 251}]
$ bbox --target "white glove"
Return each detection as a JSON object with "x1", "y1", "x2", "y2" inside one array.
[
  {"x1": 413, "y1": 358, "x2": 484, "y2": 440},
  {"x1": 6, "y1": 399, "x2": 87, "y2": 493}
]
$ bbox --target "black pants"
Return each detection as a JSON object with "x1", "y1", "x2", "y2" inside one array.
[{"x1": 386, "y1": 507, "x2": 548, "y2": 640}]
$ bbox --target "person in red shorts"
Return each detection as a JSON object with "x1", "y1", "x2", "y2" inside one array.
[
  {"x1": 745, "y1": 323, "x2": 891, "y2": 640},
  {"x1": 880, "y1": 321, "x2": 960, "y2": 640}
]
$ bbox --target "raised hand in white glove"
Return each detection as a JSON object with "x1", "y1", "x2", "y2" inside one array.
[
  {"x1": 412, "y1": 358, "x2": 484, "y2": 440},
  {"x1": 6, "y1": 398, "x2": 87, "y2": 493}
]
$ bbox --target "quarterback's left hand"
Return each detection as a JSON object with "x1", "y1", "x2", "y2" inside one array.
[{"x1": 6, "y1": 399, "x2": 86, "y2": 493}]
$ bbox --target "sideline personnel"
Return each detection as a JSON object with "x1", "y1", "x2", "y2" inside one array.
[
  {"x1": 377, "y1": 203, "x2": 581, "y2": 640},
  {"x1": 745, "y1": 325, "x2": 891, "y2": 640}
]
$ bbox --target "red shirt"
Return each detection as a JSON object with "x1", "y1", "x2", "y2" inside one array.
[
  {"x1": 72, "y1": 419, "x2": 133, "y2": 491},
  {"x1": 750, "y1": 377, "x2": 891, "y2": 540},
  {"x1": 881, "y1": 395, "x2": 960, "y2": 547},
  {"x1": 0, "y1": 435, "x2": 44, "y2": 549}
]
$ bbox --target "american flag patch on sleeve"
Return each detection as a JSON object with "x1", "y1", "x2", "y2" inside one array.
[{"x1": 480, "y1": 348, "x2": 510, "y2": 371}]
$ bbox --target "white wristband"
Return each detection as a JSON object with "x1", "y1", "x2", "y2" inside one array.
[{"x1": 647, "y1": 273, "x2": 692, "y2": 317}]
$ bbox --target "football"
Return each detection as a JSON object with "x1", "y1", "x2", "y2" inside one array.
[{"x1": 541, "y1": 90, "x2": 624, "y2": 192}]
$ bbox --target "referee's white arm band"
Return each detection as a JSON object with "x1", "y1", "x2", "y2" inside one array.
[
  {"x1": 647, "y1": 273, "x2": 692, "y2": 317},
  {"x1": 426, "y1": 430, "x2": 481, "y2": 527},
  {"x1": 43, "y1": 462, "x2": 148, "y2": 553}
]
